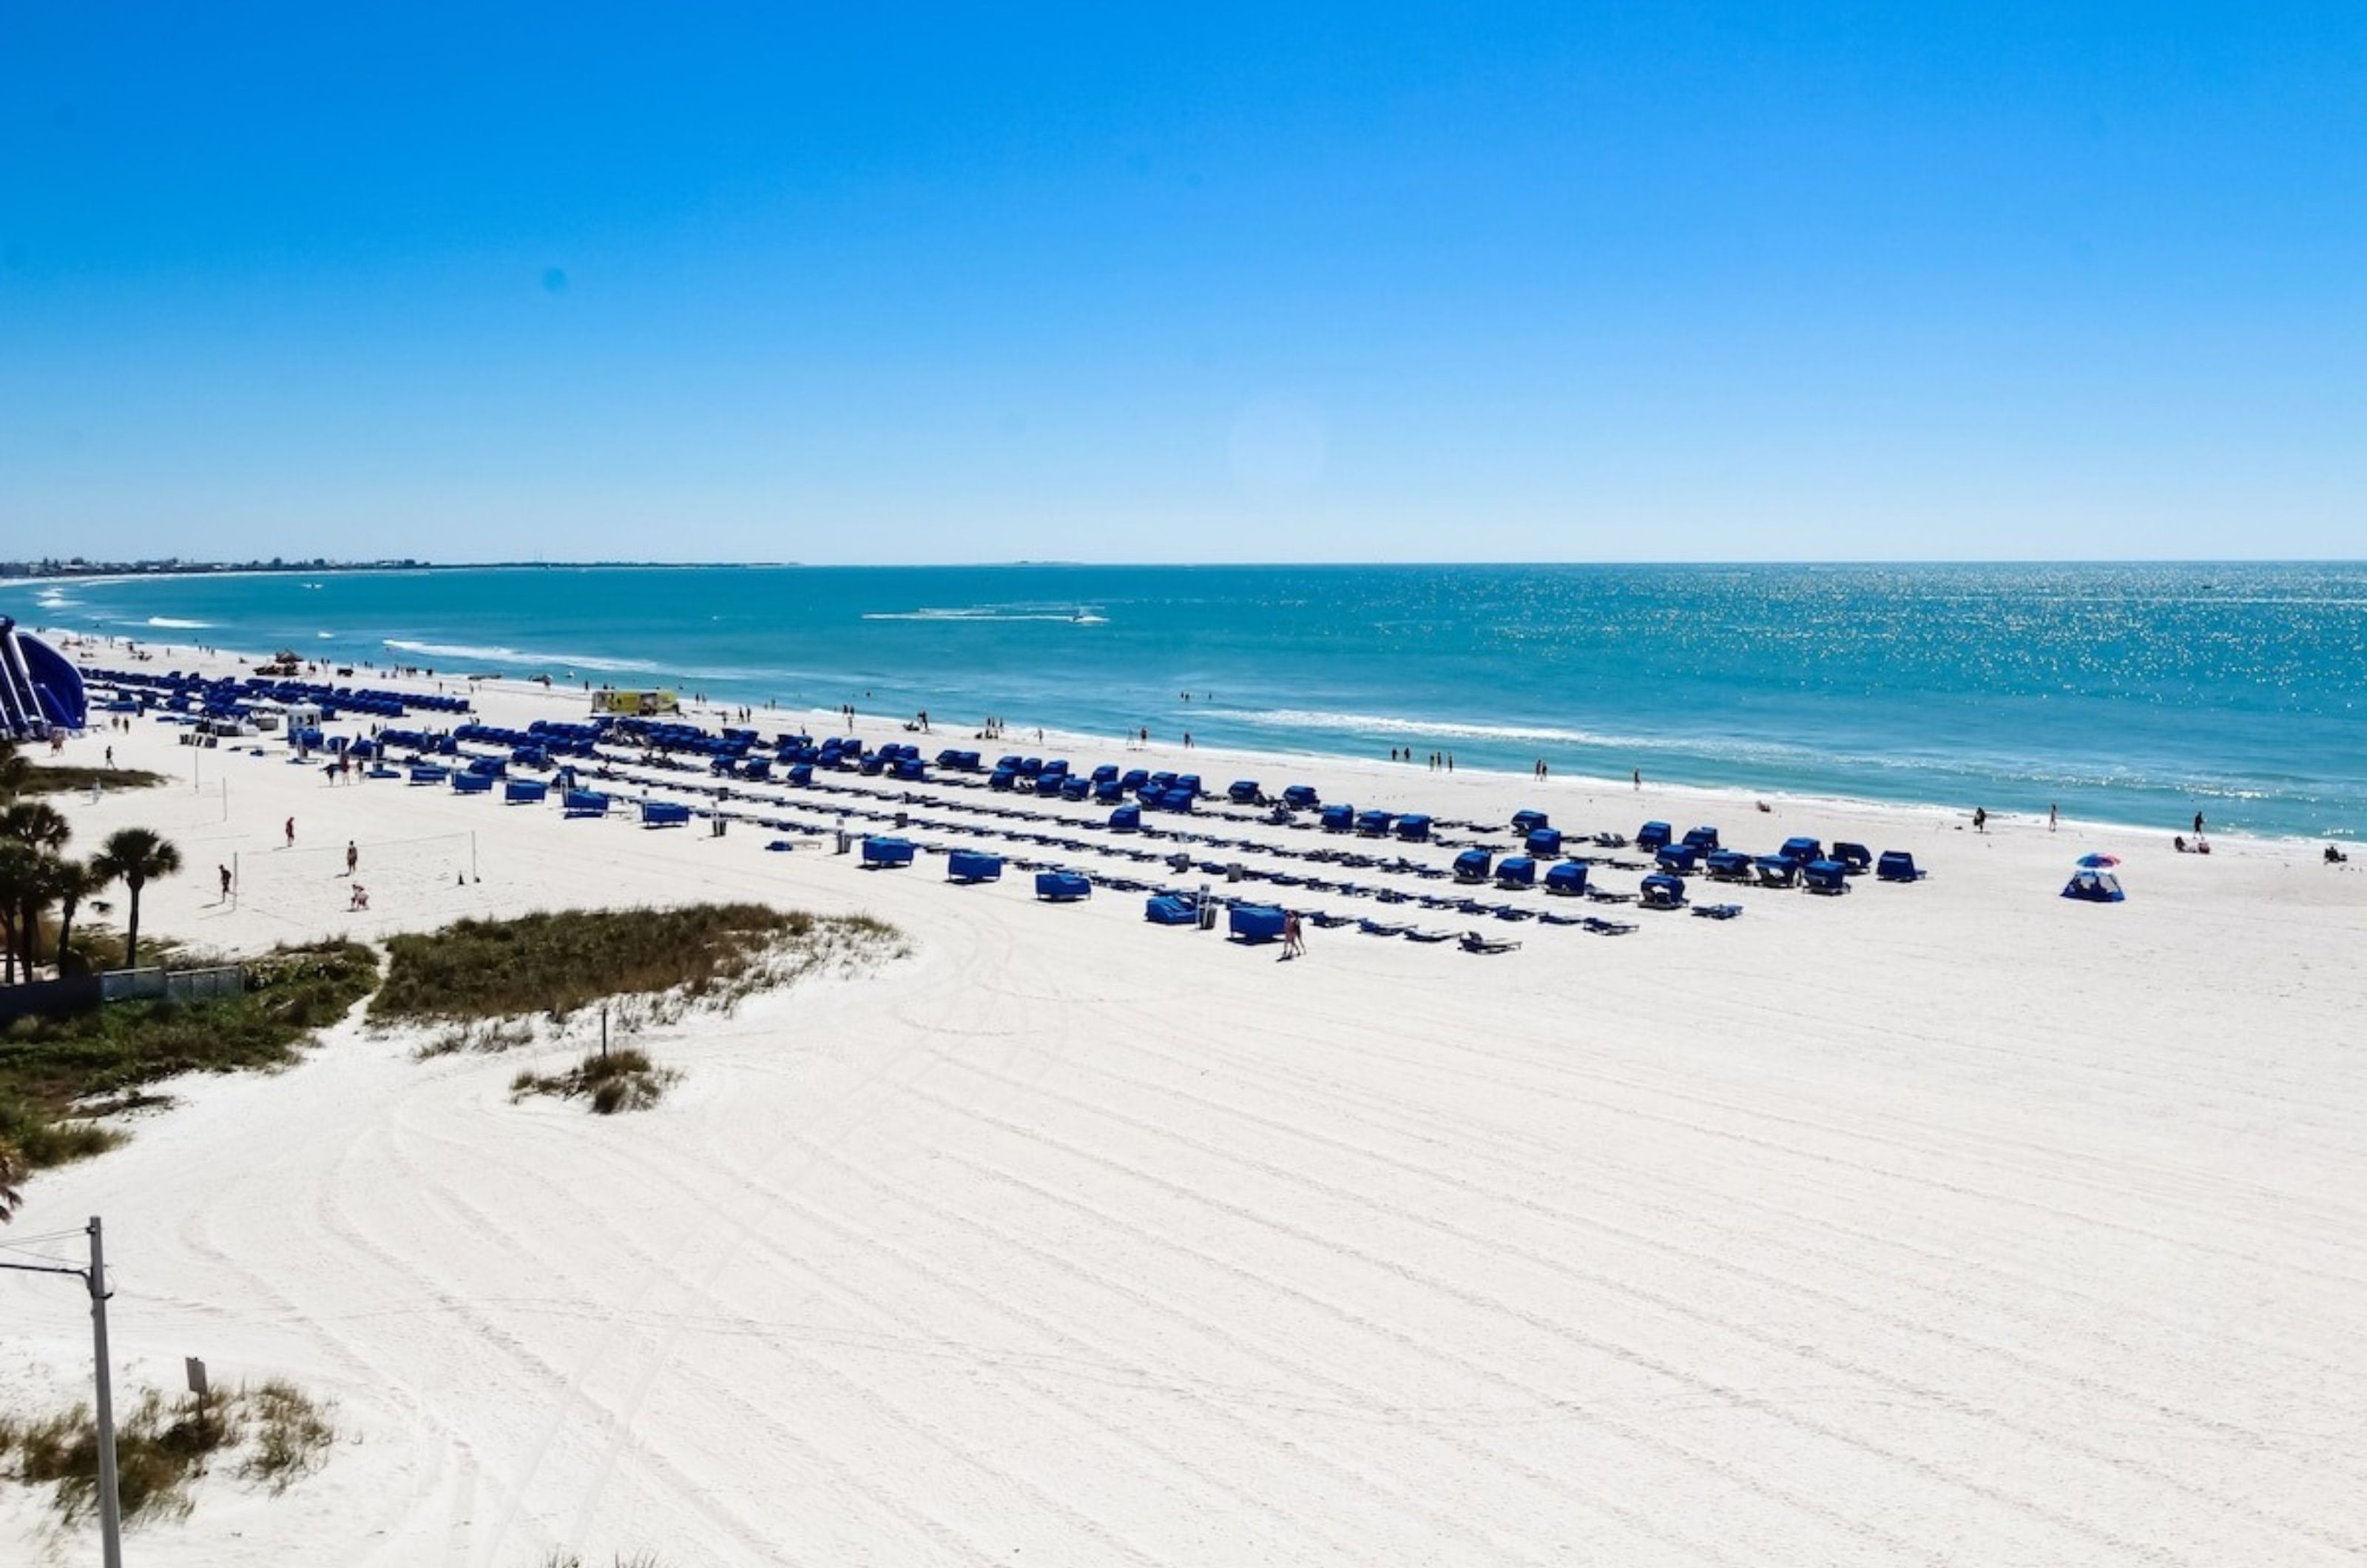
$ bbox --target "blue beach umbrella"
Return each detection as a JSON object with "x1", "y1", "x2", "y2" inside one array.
[{"x1": 2075, "y1": 852, "x2": 2121, "y2": 868}]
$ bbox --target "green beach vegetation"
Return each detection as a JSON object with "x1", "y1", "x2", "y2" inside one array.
[
  {"x1": 0, "y1": 1379, "x2": 337, "y2": 1525},
  {"x1": 374, "y1": 903, "x2": 905, "y2": 1114}
]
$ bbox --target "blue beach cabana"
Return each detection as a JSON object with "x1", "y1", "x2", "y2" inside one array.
[
  {"x1": 1228, "y1": 903, "x2": 1286, "y2": 944},
  {"x1": 1394, "y1": 814, "x2": 1432, "y2": 842},
  {"x1": 861, "y1": 836, "x2": 916, "y2": 868},
  {"x1": 1524, "y1": 826, "x2": 1564, "y2": 858},
  {"x1": 1877, "y1": 850, "x2": 1927, "y2": 882},
  {"x1": 1803, "y1": 858, "x2": 1851, "y2": 894},
  {"x1": 1453, "y1": 848, "x2": 1493, "y2": 883},
  {"x1": 1544, "y1": 860, "x2": 1590, "y2": 896},
  {"x1": 1637, "y1": 821, "x2": 1673, "y2": 852},
  {"x1": 1036, "y1": 870, "x2": 1093, "y2": 902},
  {"x1": 1511, "y1": 809, "x2": 1550, "y2": 835},
  {"x1": 946, "y1": 851, "x2": 1003, "y2": 884},
  {"x1": 1495, "y1": 855, "x2": 1537, "y2": 888}
]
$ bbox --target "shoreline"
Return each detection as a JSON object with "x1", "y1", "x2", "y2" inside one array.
[{"x1": 54, "y1": 626, "x2": 2343, "y2": 856}]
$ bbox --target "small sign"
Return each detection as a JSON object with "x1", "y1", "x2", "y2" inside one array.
[{"x1": 184, "y1": 1356, "x2": 209, "y2": 1398}]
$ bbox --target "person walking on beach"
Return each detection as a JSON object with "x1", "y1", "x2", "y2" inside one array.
[
  {"x1": 2193, "y1": 810, "x2": 2206, "y2": 836},
  {"x1": 1283, "y1": 910, "x2": 1305, "y2": 959},
  {"x1": 1632, "y1": 768, "x2": 1642, "y2": 791},
  {"x1": 1973, "y1": 806, "x2": 1988, "y2": 833},
  {"x1": 2049, "y1": 802, "x2": 2059, "y2": 832},
  {"x1": 218, "y1": 864, "x2": 233, "y2": 902},
  {"x1": 345, "y1": 839, "x2": 359, "y2": 878},
  {"x1": 284, "y1": 816, "x2": 296, "y2": 849}
]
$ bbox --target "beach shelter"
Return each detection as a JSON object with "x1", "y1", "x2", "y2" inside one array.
[
  {"x1": 2062, "y1": 865, "x2": 2126, "y2": 902},
  {"x1": 1320, "y1": 803, "x2": 1354, "y2": 833},
  {"x1": 1453, "y1": 848, "x2": 1493, "y2": 883},
  {"x1": 1036, "y1": 870, "x2": 1093, "y2": 902},
  {"x1": 1524, "y1": 826, "x2": 1564, "y2": 857},
  {"x1": 0, "y1": 617, "x2": 87, "y2": 739},
  {"x1": 1544, "y1": 859, "x2": 1590, "y2": 896},
  {"x1": 1496, "y1": 855, "x2": 1537, "y2": 888},
  {"x1": 1227, "y1": 903, "x2": 1287, "y2": 943},
  {"x1": 1144, "y1": 893, "x2": 1199, "y2": 925},
  {"x1": 860, "y1": 836, "x2": 916, "y2": 868},
  {"x1": 1637, "y1": 821, "x2": 1673, "y2": 851},
  {"x1": 1394, "y1": 814, "x2": 1432, "y2": 842},
  {"x1": 946, "y1": 851, "x2": 1003, "y2": 883},
  {"x1": 1229, "y1": 780, "x2": 1263, "y2": 804},
  {"x1": 1511, "y1": 809, "x2": 1551, "y2": 834}
]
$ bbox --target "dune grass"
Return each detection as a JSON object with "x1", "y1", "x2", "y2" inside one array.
[
  {"x1": 19, "y1": 763, "x2": 170, "y2": 797},
  {"x1": 0, "y1": 941, "x2": 379, "y2": 1171},
  {"x1": 510, "y1": 1046, "x2": 678, "y2": 1115},
  {"x1": 0, "y1": 1379, "x2": 337, "y2": 1525},
  {"x1": 371, "y1": 904, "x2": 903, "y2": 1027}
]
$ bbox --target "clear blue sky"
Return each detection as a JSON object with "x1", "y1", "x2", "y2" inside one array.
[{"x1": 4, "y1": 4, "x2": 2360, "y2": 563}]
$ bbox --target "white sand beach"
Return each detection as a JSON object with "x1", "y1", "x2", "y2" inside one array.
[{"x1": 6, "y1": 649, "x2": 2365, "y2": 1567}]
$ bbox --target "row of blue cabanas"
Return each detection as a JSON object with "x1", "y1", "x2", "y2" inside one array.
[{"x1": 87, "y1": 665, "x2": 466, "y2": 719}]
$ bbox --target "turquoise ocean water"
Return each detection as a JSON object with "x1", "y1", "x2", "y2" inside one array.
[{"x1": 9, "y1": 563, "x2": 2362, "y2": 841}]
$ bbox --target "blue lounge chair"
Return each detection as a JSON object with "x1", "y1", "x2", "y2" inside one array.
[
  {"x1": 563, "y1": 789, "x2": 610, "y2": 818},
  {"x1": 1691, "y1": 902, "x2": 1743, "y2": 920},
  {"x1": 450, "y1": 772, "x2": 494, "y2": 795},
  {"x1": 1144, "y1": 893, "x2": 1198, "y2": 925},
  {"x1": 504, "y1": 778, "x2": 549, "y2": 805},
  {"x1": 641, "y1": 800, "x2": 692, "y2": 828}
]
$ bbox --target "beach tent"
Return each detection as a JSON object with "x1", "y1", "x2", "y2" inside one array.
[
  {"x1": 1109, "y1": 804, "x2": 1142, "y2": 832},
  {"x1": 1637, "y1": 821, "x2": 1673, "y2": 851},
  {"x1": 0, "y1": 617, "x2": 88, "y2": 739},
  {"x1": 1496, "y1": 855, "x2": 1537, "y2": 888},
  {"x1": 1524, "y1": 826, "x2": 1563, "y2": 858},
  {"x1": 1778, "y1": 836, "x2": 1824, "y2": 865},
  {"x1": 1283, "y1": 785, "x2": 1321, "y2": 810},
  {"x1": 1544, "y1": 860, "x2": 1590, "y2": 896},
  {"x1": 1655, "y1": 843, "x2": 1700, "y2": 874},
  {"x1": 1357, "y1": 810, "x2": 1395, "y2": 837},
  {"x1": 1320, "y1": 803, "x2": 1354, "y2": 833},
  {"x1": 1681, "y1": 826, "x2": 1721, "y2": 855},
  {"x1": 1876, "y1": 851, "x2": 1926, "y2": 882},
  {"x1": 1229, "y1": 780, "x2": 1263, "y2": 804},
  {"x1": 2062, "y1": 866, "x2": 2125, "y2": 902},
  {"x1": 1511, "y1": 809, "x2": 1550, "y2": 834},
  {"x1": 1453, "y1": 848, "x2": 1493, "y2": 883},
  {"x1": 1704, "y1": 848, "x2": 1754, "y2": 881},
  {"x1": 946, "y1": 851, "x2": 1002, "y2": 883},
  {"x1": 1394, "y1": 814, "x2": 1432, "y2": 842}
]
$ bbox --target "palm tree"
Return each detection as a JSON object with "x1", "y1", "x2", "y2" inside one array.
[
  {"x1": 0, "y1": 1136, "x2": 25, "y2": 1223},
  {"x1": 47, "y1": 855, "x2": 104, "y2": 976},
  {"x1": 0, "y1": 840, "x2": 38, "y2": 984},
  {"x1": 92, "y1": 828, "x2": 182, "y2": 972},
  {"x1": 0, "y1": 739, "x2": 30, "y2": 801},
  {"x1": 0, "y1": 803, "x2": 71, "y2": 977}
]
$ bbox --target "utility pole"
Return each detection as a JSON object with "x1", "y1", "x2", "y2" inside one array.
[
  {"x1": 0, "y1": 1215, "x2": 125, "y2": 1567},
  {"x1": 89, "y1": 1217, "x2": 124, "y2": 1568}
]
